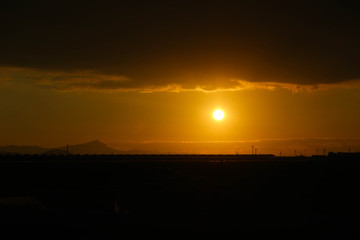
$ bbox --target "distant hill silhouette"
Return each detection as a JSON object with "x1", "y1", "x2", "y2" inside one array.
[
  {"x1": 0, "y1": 151, "x2": 18, "y2": 155},
  {"x1": 0, "y1": 145, "x2": 51, "y2": 155},
  {"x1": 57, "y1": 140, "x2": 115, "y2": 155},
  {"x1": 42, "y1": 149, "x2": 68, "y2": 155},
  {"x1": 0, "y1": 140, "x2": 159, "y2": 155}
]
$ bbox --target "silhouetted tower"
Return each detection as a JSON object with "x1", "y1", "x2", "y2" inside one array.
[
  {"x1": 252, "y1": 145, "x2": 254, "y2": 155},
  {"x1": 255, "y1": 148, "x2": 257, "y2": 155},
  {"x1": 67, "y1": 144, "x2": 69, "y2": 156}
]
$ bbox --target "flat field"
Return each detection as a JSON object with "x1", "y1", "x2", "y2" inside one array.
[{"x1": 0, "y1": 155, "x2": 359, "y2": 239}]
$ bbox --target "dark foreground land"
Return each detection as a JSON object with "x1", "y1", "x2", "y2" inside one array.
[{"x1": 0, "y1": 154, "x2": 360, "y2": 239}]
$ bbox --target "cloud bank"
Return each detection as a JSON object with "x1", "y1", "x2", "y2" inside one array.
[
  {"x1": 1, "y1": 67, "x2": 360, "y2": 93},
  {"x1": 1, "y1": 2, "x2": 360, "y2": 91}
]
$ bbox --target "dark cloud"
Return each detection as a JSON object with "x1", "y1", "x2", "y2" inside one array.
[
  {"x1": 1, "y1": 1, "x2": 360, "y2": 90},
  {"x1": 2, "y1": 67, "x2": 360, "y2": 93}
]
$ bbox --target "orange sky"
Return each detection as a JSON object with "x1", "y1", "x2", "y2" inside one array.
[
  {"x1": 1, "y1": 78, "x2": 360, "y2": 155},
  {"x1": 1, "y1": 1, "x2": 360, "y2": 155}
]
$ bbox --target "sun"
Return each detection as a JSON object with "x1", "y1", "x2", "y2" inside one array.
[{"x1": 213, "y1": 109, "x2": 224, "y2": 120}]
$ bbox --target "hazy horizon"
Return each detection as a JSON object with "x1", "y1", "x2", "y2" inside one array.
[{"x1": 2, "y1": 137, "x2": 360, "y2": 156}]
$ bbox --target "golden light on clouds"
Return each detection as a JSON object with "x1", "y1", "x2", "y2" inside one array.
[{"x1": 2, "y1": 67, "x2": 360, "y2": 94}]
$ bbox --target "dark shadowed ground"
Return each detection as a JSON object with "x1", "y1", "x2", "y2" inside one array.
[{"x1": 0, "y1": 154, "x2": 359, "y2": 239}]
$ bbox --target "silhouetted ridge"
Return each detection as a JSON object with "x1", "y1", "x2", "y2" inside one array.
[
  {"x1": 42, "y1": 149, "x2": 68, "y2": 155},
  {"x1": 0, "y1": 140, "x2": 117, "y2": 155},
  {"x1": 0, "y1": 140, "x2": 163, "y2": 155},
  {"x1": 58, "y1": 140, "x2": 115, "y2": 155},
  {"x1": 0, "y1": 151, "x2": 17, "y2": 155},
  {"x1": 0, "y1": 145, "x2": 50, "y2": 155}
]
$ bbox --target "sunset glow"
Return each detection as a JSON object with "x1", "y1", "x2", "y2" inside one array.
[
  {"x1": 2, "y1": 2, "x2": 360, "y2": 238},
  {"x1": 213, "y1": 109, "x2": 224, "y2": 121},
  {"x1": 0, "y1": 2, "x2": 360, "y2": 155}
]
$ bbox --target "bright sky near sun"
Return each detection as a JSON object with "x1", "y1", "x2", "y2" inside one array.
[
  {"x1": 1, "y1": 82, "x2": 360, "y2": 155},
  {"x1": 213, "y1": 110, "x2": 224, "y2": 121}
]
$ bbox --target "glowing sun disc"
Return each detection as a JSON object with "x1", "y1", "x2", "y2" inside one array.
[{"x1": 213, "y1": 109, "x2": 224, "y2": 120}]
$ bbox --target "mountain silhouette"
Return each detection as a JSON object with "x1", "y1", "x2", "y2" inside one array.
[
  {"x1": 57, "y1": 140, "x2": 115, "y2": 155},
  {"x1": 42, "y1": 149, "x2": 69, "y2": 155},
  {"x1": 0, "y1": 151, "x2": 17, "y2": 155},
  {"x1": 0, "y1": 145, "x2": 51, "y2": 155},
  {"x1": 0, "y1": 140, "x2": 159, "y2": 155}
]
